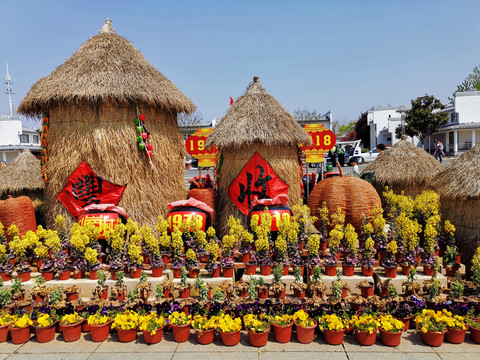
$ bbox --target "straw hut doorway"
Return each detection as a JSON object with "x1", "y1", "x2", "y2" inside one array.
[
  {"x1": 17, "y1": 19, "x2": 195, "y2": 227},
  {"x1": 206, "y1": 77, "x2": 311, "y2": 234},
  {"x1": 361, "y1": 136, "x2": 444, "y2": 198},
  {"x1": 431, "y1": 144, "x2": 480, "y2": 274}
]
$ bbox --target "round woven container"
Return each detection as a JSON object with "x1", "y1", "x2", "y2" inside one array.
[
  {"x1": 0, "y1": 195, "x2": 36, "y2": 238},
  {"x1": 187, "y1": 188, "x2": 216, "y2": 218}
]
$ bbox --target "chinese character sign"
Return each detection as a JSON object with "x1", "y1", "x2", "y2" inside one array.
[
  {"x1": 185, "y1": 128, "x2": 218, "y2": 167},
  {"x1": 229, "y1": 152, "x2": 289, "y2": 216},
  {"x1": 78, "y1": 212, "x2": 119, "y2": 239},
  {"x1": 57, "y1": 161, "x2": 127, "y2": 220},
  {"x1": 300, "y1": 124, "x2": 336, "y2": 163}
]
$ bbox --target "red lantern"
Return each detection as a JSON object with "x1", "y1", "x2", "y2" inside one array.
[
  {"x1": 78, "y1": 212, "x2": 119, "y2": 240},
  {"x1": 166, "y1": 206, "x2": 211, "y2": 233},
  {"x1": 146, "y1": 143, "x2": 153, "y2": 151},
  {"x1": 146, "y1": 150, "x2": 152, "y2": 158},
  {"x1": 300, "y1": 124, "x2": 336, "y2": 163},
  {"x1": 248, "y1": 204, "x2": 292, "y2": 231},
  {"x1": 185, "y1": 128, "x2": 218, "y2": 167},
  {"x1": 139, "y1": 114, "x2": 146, "y2": 121},
  {"x1": 142, "y1": 132, "x2": 148, "y2": 140}
]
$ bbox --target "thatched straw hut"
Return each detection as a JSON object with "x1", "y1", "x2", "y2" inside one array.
[
  {"x1": 18, "y1": 19, "x2": 195, "y2": 227},
  {"x1": 361, "y1": 137, "x2": 444, "y2": 197},
  {"x1": 431, "y1": 144, "x2": 480, "y2": 272},
  {"x1": 206, "y1": 76, "x2": 311, "y2": 233}
]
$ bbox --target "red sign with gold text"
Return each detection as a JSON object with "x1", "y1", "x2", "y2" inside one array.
[
  {"x1": 250, "y1": 209, "x2": 291, "y2": 231},
  {"x1": 300, "y1": 124, "x2": 336, "y2": 163},
  {"x1": 166, "y1": 211, "x2": 207, "y2": 232},
  {"x1": 185, "y1": 128, "x2": 218, "y2": 167},
  {"x1": 78, "y1": 212, "x2": 119, "y2": 239}
]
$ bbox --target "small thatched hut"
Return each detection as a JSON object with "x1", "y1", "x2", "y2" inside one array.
[
  {"x1": 431, "y1": 144, "x2": 480, "y2": 272},
  {"x1": 206, "y1": 76, "x2": 311, "y2": 234},
  {"x1": 18, "y1": 19, "x2": 195, "y2": 227},
  {"x1": 361, "y1": 137, "x2": 444, "y2": 197}
]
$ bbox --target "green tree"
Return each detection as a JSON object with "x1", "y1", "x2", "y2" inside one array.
[
  {"x1": 394, "y1": 95, "x2": 448, "y2": 145},
  {"x1": 449, "y1": 64, "x2": 480, "y2": 103},
  {"x1": 354, "y1": 111, "x2": 370, "y2": 149},
  {"x1": 338, "y1": 120, "x2": 356, "y2": 137}
]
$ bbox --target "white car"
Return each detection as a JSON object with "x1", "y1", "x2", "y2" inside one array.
[{"x1": 359, "y1": 149, "x2": 382, "y2": 163}]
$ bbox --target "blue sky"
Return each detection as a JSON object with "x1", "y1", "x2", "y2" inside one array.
[{"x1": 1, "y1": 0, "x2": 479, "y2": 127}]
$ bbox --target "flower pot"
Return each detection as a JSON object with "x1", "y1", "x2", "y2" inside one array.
[
  {"x1": 0, "y1": 325, "x2": 9, "y2": 342},
  {"x1": 245, "y1": 263, "x2": 256, "y2": 275},
  {"x1": 90, "y1": 322, "x2": 111, "y2": 342},
  {"x1": 421, "y1": 330, "x2": 446, "y2": 347},
  {"x1": 320, "y1": 240, "x2": 328, "y2": 251},
  {"x1": 384, "y1": 266, "x2": 397, "y2": 278},
  {"x1": 162, "y1": 254, "x2": 171, "y2": 264},
  {"x1": 341, "y1": 288, "x2": 348, "y2": 299},
  {"x1": 247, "y1": 328, "x2": 270, "y2": 347},
  {"x1": 143, "y1": 327, "x2": 164, "y2": 344},
  {"x1": 423, "y1": 264, "x2": 434, "y2": 276},
  {"x1": 324, "y1": 264, "x2": 337, "y2": 276},
  {"x1": 98, "y1": 287, "x2": 109, "y2": 300},
  {"x1": 35, "y1": 323, "x2": 56, "y2": 343},
  {"x1": 445, "y1": 328, "x2": 466, "y2": 344},
  {"x1": 222, "y1": 266, "x2": 234, "y2": 278},
  {"x1": 61, "y1": 322, "x2": 82, "y2": 342},
  {"x1": 219, "y1": 330, "x2": 241, "y2": 346},
  {"x1": 117, "y1": 328, "x2": 137, "y2": 343},
  {"x1": 274, "y1": 287, "x2": 286, "y2": 299},
  {"x1": 34, "y1": 294, "x2": 47, "y2": 303},
  {"x1": 65, "y1": 292, "x2": 79, "y2": 302},
  {"x1": 0, "y1": 271, "x2": 11, "y2": 282},
  {"x1": 151, "y1": 267, "x2": 163, "y2": 277},
  {"x1": 82, "y1": 321, "x2": 91, "y2": 332},
  {"x1": 241, "y1": 253, "x2": 251, "y2": 263},
  {"x1": 179, "y1": 288, "x2": 190, "y2": 299},
  {"x1": 379, "y1": 329, "x2": 402, "y2": 347},
  {"x1": 282, "y1": 265, "x2": 289, "y2": 276},
  {"x1": 73, "y1": 270, "x2": 84, "y2": 279},
  {"x1": 342, "y1": 263, "x2": 354, "y2": 276},
  {"x1": 210, "y1": 267, "x2": 221, "y2": 278},
  {"x1": 173, "y1": 268, "x2": 181, "y2": 279},
  {"x1": 40, "y1": 271, "x2": 54, "y2": 281},
  {"x1": 58, "y1": 269, "x2": 71, "y2": 280},
  {"x1": 456, "y1": 254, "x2": 461, "y2": 264},
  {"x1": 163, "y1": 288, "x2": 172, "y2": 299},
  {"x1": 188, "y1": 268, "x2": 200, "y2": 278},
  {"x1": 361, "y1": 266, "x2": 373, "y2": 276},
  {"x1": 401, "y1": 264, "x2": 411, "y2": 276},
  {"x1": 323, "y1": 329, "x2": 345, "y2": 345},
  {"x1": 171, "y1": 323, "x2": 191, "y2": 343},
  {"x1": 295, "y1": 321, "x2": 316, "y2": 344},
  {"x1": 378, "y1": 251, "x2": 387, "y2": 262},
  {"x1": 261, "y1": 265, "x2": 272, "y2": 276},
  {"x1": 355, "y1": 329, "x2": 377, "y2": 346},
  {"x1": 394, "y1": 316, "x2": 413, "y2": 331},
  {"x1": 272, "y1": 323, "x2": 292, "y2": 343},
  {"x1": 17, "y1": 271, "x2": 31, "y2": 282},
  {"x1": 293, "y1": 288, "x2": 305, "y2": 298},
  {"x1": 89, "y1": 270, "x2": 98, "y2": 280},
  {"x1": 444, "y1": 265, "x2": 458, "y2": 277},
  {"x1": 9, "y1": 326, "x2": 30, "y2": 344},
  {"x1": 359, "y1": 285, "x2": 374, "y2": 298},
  {"x1": 130, "y1": 268, "x2": 142, "y2": 278},
  {"x1": 258, "y1": 288, "x2": 269, "y2": 299},
  {"x1": 195, "y1": 328, "x2": 214, "y2": 344},
  {"x1": 470, "y1": 325, "x2": 480, "y2": 344}
]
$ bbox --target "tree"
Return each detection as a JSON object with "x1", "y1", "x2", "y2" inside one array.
[
  {"x1": 292, "y1": 108, "x2": 325, "y2": 127},
  {"x1": 354, "y1": 111, "x2": 370, "y2": 149},
  {"x1": 177, "y1": 110, "x2": 203, "y2": 139},
  {"x1": 338, "y1": 120, "x2": 356, "y2": 137},
  {"x1": 449, "y1": 64, "x2": 480, "y2": 103},
  {"x1": 394, "y1": 95, "x2": 448, "y2": 145}
]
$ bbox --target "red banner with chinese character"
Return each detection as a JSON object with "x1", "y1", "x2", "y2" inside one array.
[
  {"x1": 229, "y1": 152, "x2": 289, "y2": 216},
  {"x1": 57, "y1": 161, "x2": 127, "y2": 220}
]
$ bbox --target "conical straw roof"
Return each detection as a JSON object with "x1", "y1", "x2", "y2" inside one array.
[
  {"x1": 431, "y1": 144, "x2": 480, "y2": 199},
  {"x1": 0, "y1": 150, "x2": 44, "y2": 195},
  {"x1": 18, "y1": 19, "x2": 195, "y2": 117},
  {"x1": 206, "y1": 76, "x2": 311, "y2": 148},
  {"x1": 362, "y1": 138, "x2": 444, "y2": 192}
]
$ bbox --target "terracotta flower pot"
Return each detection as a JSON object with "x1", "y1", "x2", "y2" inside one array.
[
  {"x1": 355, "y1": 329, "x2": 377, "y2": 346},
  {"x1": 188, "y1": 268, "x2": 200, "y2": 278},
  {"x1": 0, "y1": 325, "x2": 9, "y2": 342},
  {"x1": 9, "y1": 326, "x2": 31, "y2": 344},
  {"x1": 210, "y1": 267, "x2": 221, "y2": 278},
  {"x1": 173, "y1": 268, "x2": 181, "y2": 279},
  {"x1": 401, "y1": 264, "x2": 411, "y2": 276},
  {"x1": 58, "y1": 270, "x2": 71, "y2": 280},
  {"x1": 162, "y1": 254, "x2": 171, "y2": 264},
  {"x1": 61, "y1": 322, "x2": 82, "y2": 342},
  {"x1": 35, "y1": 323, "x2": 57, "y2": 343},
  {"x1": 320, "y1": 240, "x2": 328, "y2": 251},
  {"x1": 66, "y1": 292, "x2": 79, "y2": 302},
  {"x1": 90, "y1": 322, "x2": 111, "y2": 342},
  {"x1": 423, "y1": 264, "x2": 434, "y2": 276},
  {"x1": 171, "y1": 323, "x2": 191, "y2": 343},
  {"x1": 293, "y1": 288, "x2": 305, "y2": 298},
  {"x1": 272, "y1": 323, "x2": 293, "y2": 343},
  {"x1": 394, "y1": 316, "x2": 413, "y2": 331},
  {"x1": 179, "y1": 288, "x2": 190, "y2": 299},
  {"x1": 241, "y1": 253, "x2": 251, "y2": 263},
  {"x1": 258, "y1": 288, "x2": 269, "y2": 299},
  {"x1": 384, "y1": 266, "x2": 397, "y2": 278},
  {"x1": 261, "y1": 265, "x2": 272, "y2": 276},
  {"x1": 445, "y1": 328, "x2": 466, "y2": 344},
  {"x1": 0, "y1": 271, "x2": 11, "y2": 282},
  {"x1": 151, "y1": 267, "x2": 163, "y2": 277},
  {"x1": 220, "y1": 330, "x2": 241, "y2": 346},
  {"x1": 379, "y1": 329, "x2": 402, "y2": 347},
  {"x1": 73, "y1": 270, "x2": 84, "y2": 279},
  {"x1": 89, "y1": 270, "x2": 98, "y2": 280},
  {"x1": 222, "y1": 266, "x2": 234, "y2": 278},
  {"x1": 130, "y1": 268, "x2": 142, "y2": 278},
  {"x1": 143, "y1": 328, "x2": 163, "y2": 344},
  {"x1": 470, "y1": 325, "x2": 480, "y2": 344},
  {"x1": 444, "y1": 265, "x2": 458, "y2": 277},
  {"x1": 295, "y1": 321, "x2": 316, "y2": 344},
  {"x1": 342, "y1": 263, "x2": 354, "y2": 276},
  {"x1": 323, "y1": 329, "x2": 345, "y2": 345},
  {"x1": 274, "y1": 287, "x2": 286, "y2": 299},
  {"x1": 163, "y1": 289, "x2": 172, "y2": 299},
  {"x1": 244, "y1": 263, "x2": 256, "y2": 275},
  {"x1": 341, "y1": 288, "x2": 348, "y2": 299},
  {"x1": 17, "y1": 271, "x2": 31, "y2": 282},
  {"x1": 282, "y1": 265, "x2": 289, "y2": 276},
  {"x1": 195, "y1": 328, "x2": 215, "y2": 344},
  {"x1": 82, "y1": 321, "x2": 91, "y2": 332},
  {"x1": 361, "y1": 266, "x2": 373, "y2": 276},
  {"x1": 40, "y1": 271, "x2": 54, "y2": 281},
  {"x1": 420, "y1": 330, "x2": 446, "y2": 347},
  {"x1": 324, "y1": 264, "x2": 337, "y2": 276},
  {"x1": 359, "y1": 285, "x2": 374, "y2": 298},
  {"x1": 117, "y1": 328, "x2": 137, "y2": 343},
  {"x1": 247, "y1": 328, "x2": 270, "y2": 347}
]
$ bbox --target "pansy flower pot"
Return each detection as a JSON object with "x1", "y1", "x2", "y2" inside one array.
[
  {"x1": 272, "y1": 323, "x2": 293, "y2": 343},
  {"x1": 241, "y1": 253, "x2": 251, "y2": 263},
  {"x1": 379, "y1": 329, "x2": 402, "y2": 347},
  {"x1": 384, "y1": 266, "x2": 397, "y2": 278},
  {"x1": 73, "y1": 270, "x2": 84, "y2": 279},
  {"x1": 260, "y1": 265, "x2": 272, "y2": 276},
  {"x1": 151, "y1": 267, "x2": 164, "y2": 277},
  {"x1": 244, "y1": 262, "x2": 256, "y2": 275},
  {"x1": 361, "y1": 266, "x2": 373, "y2": 276},
  {"x1": 0, "y1": 325, "x2": 9, "y2": 342},
  {"x1": 323, "y1": 329, "x2": 345, "y2": 345},
  {"x1": 445, "y1": 328, "x2": 466, "y2": 344},
  {"x1": 90, "y1": 322, "x2": 111, "y2": 342},
  {"x1": 469, "y1": 325, "x2": 480, "y2": 344},
  {"x1": 171, "y1": 323, "x2": 191, "y2": 343},
  {"x1": 355, "y1": 329, "x2": 377, "y2": 346},
  {"x1": 423, "y1": 264, "x2": 434, "y2": 276},
  {"x1": 342, "y1": 263, "x2": 354, "y2": 277},
  {"x1": 9, "y1": 326, "x2": 31, "y2": 344},
  {"x1": 61, "y1": 322, "x2": 82, "y2": 342},
  {"x1": 35, "y1": 323, "x2": 57, "y2": 343},
  {"x1": 324, "y1": 264, "x2": 337, "y2": 276},
  {"x1": 247, "y1": 328, "x2": 270, "y2": 347},
  {"x1": 58, "y1": 270, "x2": 71, "y2": 280},
  {"x1": 210, "y1": 267, "x2": 221, "y2": 278},
  {"x1": 219, "y1": 330, "x2": 241, "y2": 346},
  {"x1": 17, "y1": 271, "x2": 31, "y2": 282},
  {"x1": 394, "y1": 316, "x2": 413, "y2": 332},
  {"x1": 40, "y1": 271, "x2": 54, "y2": 281},
  {"x1": 295, "y1": 321, "x2": 317, "y2": 344},
  {"x1": 130, "y1": 268, "x2": 142, "y2": 278},
  {"x1": 222, "y1": 266, "x2": 234, "y2": 278},
  {"x1": 143, "y1": 327, "x2": 164, "y2": 344},
  {"x1": 195, "y1": 328, "x2": 215, "y2": 344},
  {"x1": 0, "y1": 271, "x2": 11, "y2": 282},
  {"x1": 420, "y1": 330, "x2": 446, "y2": 347},
  {"x1": 117, "y1": 328, "x2": 137, "y2": 343}
]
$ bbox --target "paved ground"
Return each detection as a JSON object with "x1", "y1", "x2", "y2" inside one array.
[{"x1": 0, "y1": 329, "x2": 478, "y2": 360}]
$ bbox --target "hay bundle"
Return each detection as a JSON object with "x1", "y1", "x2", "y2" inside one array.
[
  {"x1": 17, "y1": 19, "x2": 194, "y2": 227},
  {"x1": 206, "y1": 77, "x2": 311, "y2": 234},
  {"x1": 361, "y1": 137, "x2": 444, "y2": 197},
  {"x1": 307, "y1": 172, "x2": 381, "y2": 233},
  {"x1": 431, "y1": 144, "x2": 480, "y2": 271}
]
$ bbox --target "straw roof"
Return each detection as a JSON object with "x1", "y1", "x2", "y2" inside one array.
[
  {"x1": 431, "y1": 144, "x2": 480, "y2": 199},
  {"x1": 18, "y1": 19, "x2": 195, "y2": 117},
  {"x1": 206, "y1": 76, "x2": 311, "y2": 148},
  {"x1": 361, "y1": 138, "x2": 444, "y2": 193},
  {"x1": 0, "y1": 150, "x2": 44, "y2": 195}
]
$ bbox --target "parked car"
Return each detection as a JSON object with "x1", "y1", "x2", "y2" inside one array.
[{"x1": 359, "y1": 149, "x2": 381, "y2": 163}]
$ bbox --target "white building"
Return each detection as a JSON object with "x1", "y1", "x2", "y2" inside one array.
[
  {"x1": 367, "y1": 105, "x2": 419, "y2": 148},
  {"x1": 429, "y1": 91, "x2": 480, "y2": 155}
]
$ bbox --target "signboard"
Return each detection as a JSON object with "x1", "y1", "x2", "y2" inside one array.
[
  {"x1": 300, "y1": 124, "x2": 336, "y2": 163},
  {"x1": 166, "y1": 211, "x2": 207, "y2": 232},
  {"x1": 250, "y1": 209, "x2": 291, "y2": 231},
  {"x1": 185, "y1": 128, "x2": 218, "y2": 167},
  {"x1": 78, "y1": 212, "x2": 119, "y2": 239}
]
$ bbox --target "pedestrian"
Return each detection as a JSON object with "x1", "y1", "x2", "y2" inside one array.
[
  {"x1": 350, "y1": 158, "x2": 360, "y2": 176},
  {"x1": 434, "y1": 139, "x2": 444, "y2": 163},
  {"x1": 329, "y1": 147, "x2": 337, "y2": 167},
  {"x1": 338, "y1": 145, "x2": 345, "y2": 167}
]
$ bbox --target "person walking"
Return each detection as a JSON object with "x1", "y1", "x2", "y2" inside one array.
[{"x1": 434, "y1": 139, "x2": 444, "y2": 163}]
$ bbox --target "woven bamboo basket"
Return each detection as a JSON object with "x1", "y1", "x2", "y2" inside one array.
[
  {"x1": 187, "y1": 188, "x2": 216, "y2": 220},
  {"x1": 0, "y1": 195, "x2": 37, "y2": 238}
]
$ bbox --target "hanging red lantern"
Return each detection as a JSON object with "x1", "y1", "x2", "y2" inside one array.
[
  {"x1": 139, "y1": 114, "x2": 146, "y2": 121},
  {"x1": 146, "y1": 143, "x2": 153, "y2": 151},
  {"x1": 146, "y1": 150, "x2": 152, "y2": 158},
  {"x1": 142, "y1": 132, "x2": 148, "y2": 140},
  {"x1": 185, "y1": 128, "x2": 217, "y2": 167}
]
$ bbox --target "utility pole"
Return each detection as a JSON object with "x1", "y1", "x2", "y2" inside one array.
[{"x1": 5, "y1": 63, "x2": 14, "y2": 117}]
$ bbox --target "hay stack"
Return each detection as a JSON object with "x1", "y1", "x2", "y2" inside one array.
[
  {"x1": 431, "y1": 144, "x2": 480, "y2": 271},
  {"x1": 17, "y1": 19, "x2": 195, "y2": 227},
  {"x1": 361, "y1": 137, "x2": 444, "y2": 197},
  {"x1": 206, "y1": 76, "x2": 311, "y2": 234}
]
